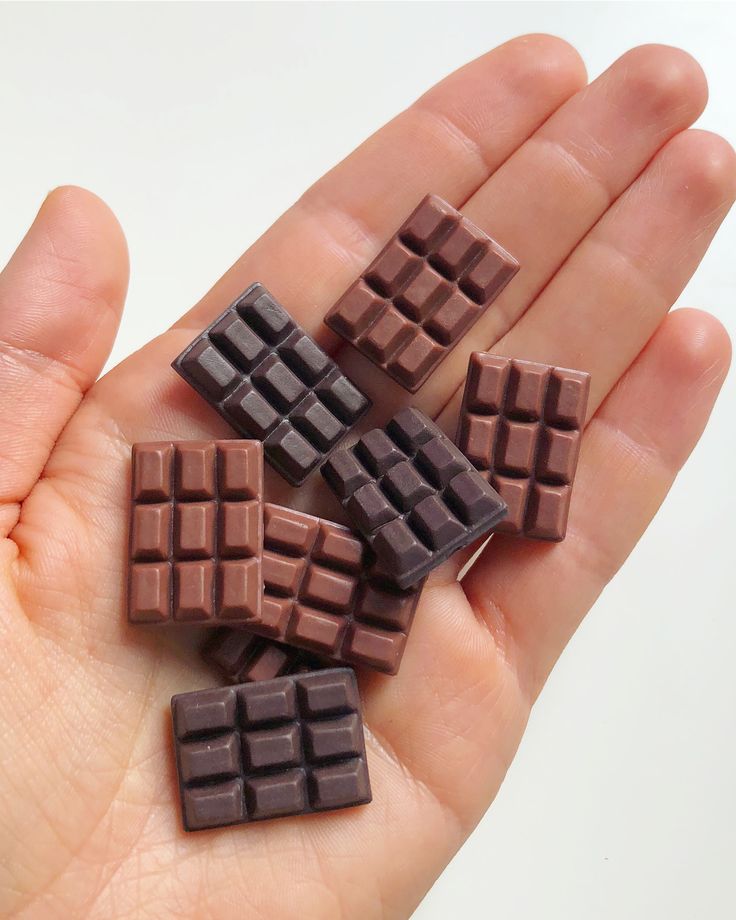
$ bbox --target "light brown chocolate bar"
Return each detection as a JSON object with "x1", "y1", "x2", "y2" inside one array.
[
  {"x1": 456, "y1": 353, "x2": 590, "y2": 540},
  {"x1": 325, "y1": 194, "x2": 519, "y2": 392},
  {"x1": 128, "y1": 440, "x2": 263, "y2": 624},
  {"x1": 234, "y1": 503, "x2": 424, "y2": 675}
]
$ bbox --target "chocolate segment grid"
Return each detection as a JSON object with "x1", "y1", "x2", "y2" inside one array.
[
  {"x1": 233, "y1": 503, "x2": 422, "y2": 675},
  {"x1": 203, "y1": 629, "x2": 327, "y2": 685},
  {"x1": 172, "y1": 283, "x2": 371, "y2": 485},
  {"x1": 128, "y1": 440, "x2": 263, "y2": 624},
  {"x1": 172, "y1": 669, "x2": 371, "y2": 831},
  {"x1": 456, "y1": 353, "x2": 590, "y2": 540},
  {"x1": 322, "y1": 408, "x2": 508, "y2": 589},
  {"x1": 325, "y1": 194, "x2": 519, "y2": 392}
]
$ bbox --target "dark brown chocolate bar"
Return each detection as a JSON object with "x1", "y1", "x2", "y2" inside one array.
[
  {"x1": 325, "y1": 194, "x2": 519, "y2": 392},
  {"x1": 322, "y1": 408, "x2": 507, "y2": 588},
  {"x1": 128, "y1": 440, "x2": 263, "y2": 624},
  {"x1": 457, "y1": 353, "x2": 590, "y2": 540},
  {"x1": 231, "y1": 503, "x2": 422, "y2": 675},
  {"x1": 203, "y1": 628, "x2": 327, "y2": 684},
  {"x1": 172, "y1": 668, "x2": 371, "y2": 831},
  {"x1": 172, "y1": 283, "x2": 371, "y2": 485}
]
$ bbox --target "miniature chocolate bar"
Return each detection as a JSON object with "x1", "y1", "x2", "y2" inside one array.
[
  {"x1": 456, "y1": 353, "x2": 590, "y2": 540},
  {"x1": 203, "y1": 628, "x2": 326, "y2": 684},
  {"x1": 325, "y1": 194, "x2": 519, "y2": 392},
  {"x1": 232, "y1": 503, "x2": 423, "y2": 675},
  {"x1": 128, "y1": 440, "x2": 262, "y2": 624},
  {"x1": 172, "y1": 283, "x2": 370, "y2": 485},
  {"x1": 172, "y1": 668, "x2": 371, "y2": 831},
  {"x1": 322, "y1": 408, "x2": 507, "y2": 588}
]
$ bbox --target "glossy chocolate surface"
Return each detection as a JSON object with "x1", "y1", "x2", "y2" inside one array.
[
  {"x1": 172, "y1": 669, "x2": 371, "y2": 831},
  {"x1": 128, "y1": 440, "x2": 263, "y2": 624},
  {"x1": 325, "y1": 194, "x2": 519, "y2": 392},
  {"x1": 172, "y1": 283, "x2": 370, "y2": 485},
  {"x1": 322, "y1": 408, "x2": 507, "y2": 588},
  {"x1": 456, "y1": 353, "x2": 590, "y2": 540}
]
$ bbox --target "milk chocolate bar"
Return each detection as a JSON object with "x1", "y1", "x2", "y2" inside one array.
[
  {"x1": 322, "y1": 408, "x2": 507, "y2": 588},
  {"x1": 325, "y1": 194, "x2": 519, "y2": 392},
  {"x1": 203, "y1": 628, "x2": 326, "y2": 684},
  {"x1": 172, "y1": 283, "x2": 370, "y2": 485},
  {"x1": 239, "y1": 503, "x2": 423, "y2": 675},
  {"x1": 172, "y1": 668, "x2": 371, "y2": 831},
  {"x1": 457, "y1": 353, "x2": 590, "y2": 540},
  {"x1": 128, "y1": 440, "x2": 262, "y2": 624}
]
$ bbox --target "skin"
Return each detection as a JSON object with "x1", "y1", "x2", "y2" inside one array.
[{"x1": 0, "y1": 34, "x2": 733, "y2": 920}]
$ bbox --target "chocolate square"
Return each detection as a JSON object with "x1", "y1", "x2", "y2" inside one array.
[
  {"x1": 322, "y1": 408, "x2": 507, "y2": 588},
  {"x1": 128, "y1": 440, "x2": 263, "y2": 624},
  {"x1": 172, "y1": 283, "x2": 371, "y2": 485},
  {"x1": 172, "y1": 669, "x2": 371, "y2": 831},
  {"x1": 456, "y1": 353, "x2": 590, "y2": 540},
  {"x1": 229, "y1": 503, "x2": 423, "y2": 675},
  {"x1": 325, "y1": 195, "x2": 519, "y2": 392}
]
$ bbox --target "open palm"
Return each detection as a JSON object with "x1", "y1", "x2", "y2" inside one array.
[{"x1": 1, "y1": 35, "x2": 733, "y2": 919}]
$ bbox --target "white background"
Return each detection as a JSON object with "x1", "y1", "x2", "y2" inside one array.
[{"x1": 1, "y1": 3, "x2": 734, "y2": 918}]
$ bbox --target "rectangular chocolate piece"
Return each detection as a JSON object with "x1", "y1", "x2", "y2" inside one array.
[
  {"x1": 203, "y1": 628, "x2": 327, "y2": 685},
  {"x1": 172, "y1": 668, "x2": 371, "y2": 831},
  {"x1": 456, "y1": 353, "x2": 590, "y2": 540},
  {"x1": 128, "y1": 440, "x2": 263, "y2": 625},
  {"x1": 322, "y1": 408, "x2": 507, "y2": 589},
  {"x1": 325, "y1": 194, "x2": 519, "y2": 392},
  {"x1": 172, "y1": 283, "x2": 371, "y2": 485},
  {"x1": 230, "y1": 503, "x2": 423, "y2": 675}
]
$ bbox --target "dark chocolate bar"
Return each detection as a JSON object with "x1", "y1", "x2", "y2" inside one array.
[
  {"x1": 322, "y1": 408, "x2": 507, "y2": 588},
  {"x1": 128, "y1": 440, "x2": 262, "y2": 624},
  {"x1": 325, "y1": 194, "x2": 519, "y2": 392},
  {"x1": 232, "y1": 503, "x2": 423, "y2": 675},
  {"x1": 457, "y1": 353, "x2": 590, "y2": 540},
  {"x1": 203, "y1": 628, "x2": 327, "y2": 684},
  {"x1": 172, "y1": 283, "x2": 371, "y2": 485},
  {"x1": 172, "y1": 668, "x2": 371, "y2": 831}
]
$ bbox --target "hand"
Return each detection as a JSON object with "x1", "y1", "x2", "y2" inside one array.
[{"x1": 0, "y1": 35, "x2": 732, "y2": 919}]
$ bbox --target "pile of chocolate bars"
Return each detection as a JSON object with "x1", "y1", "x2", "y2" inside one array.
[{"x1": 127, "y1": 194, "x2": 590, "y2": 831}]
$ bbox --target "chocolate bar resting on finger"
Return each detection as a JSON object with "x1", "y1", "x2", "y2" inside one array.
[
  {"x1": 325, "y1": 194, "x2": 519, "y2": 392},
  {"x1": 223, "y1": 503, "x2": 424, "y2": 675},
  {"x1": 456, "y1": 352, "x2": 590, "y2": 540}
]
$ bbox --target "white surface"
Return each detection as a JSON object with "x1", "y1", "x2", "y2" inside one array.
[{"x1": 0, "y1": 3, "x2": 734, "y2": 918}]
